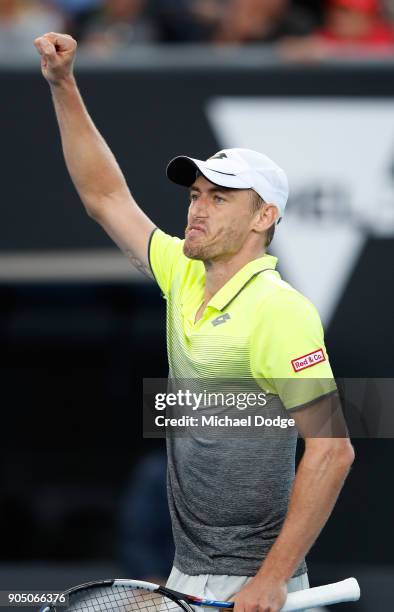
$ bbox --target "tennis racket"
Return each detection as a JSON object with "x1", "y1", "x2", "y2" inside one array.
[{"x1": 39, "y1": 577, "x2": 360, "y2": 612}]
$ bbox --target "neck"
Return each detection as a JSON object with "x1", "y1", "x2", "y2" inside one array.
[{"x1": 203, "y1": 246, "x2": 266, "y2": 302}]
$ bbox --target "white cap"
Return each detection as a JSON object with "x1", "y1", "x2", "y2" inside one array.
[{"x1": 166, "y1": 148, "x2": 289, "y2": 222}]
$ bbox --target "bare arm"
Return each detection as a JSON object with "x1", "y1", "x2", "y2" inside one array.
[
  {"x1": 34, "y1": 32, "x2": 155, "y2": 278},
  {"x1": 232, "y1": 396, "x2": 355, "y2": 612}
]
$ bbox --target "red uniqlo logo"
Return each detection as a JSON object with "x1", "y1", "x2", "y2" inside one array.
[{"x1": 291, "y1": 348, "x2": 326, "y2": 372}]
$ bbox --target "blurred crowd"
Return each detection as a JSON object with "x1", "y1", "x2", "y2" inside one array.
[{"x1": 2, "y1": 0, "x2": 394, "y2": 60}]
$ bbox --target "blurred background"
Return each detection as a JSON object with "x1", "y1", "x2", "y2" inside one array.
[{"x1": 1, "y1": 0, "x2": 394, "y2": 610}]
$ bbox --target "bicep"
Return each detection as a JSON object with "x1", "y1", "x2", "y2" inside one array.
[
  {"x1": 294, "y1": 398, "x2": 355, "y2": 473},
  {"x1": 291, "y1": 392, "x2": 349, "y2": 439},
  {"x1": 94, "y1": 195, "x2": 156, "y2": 278}
]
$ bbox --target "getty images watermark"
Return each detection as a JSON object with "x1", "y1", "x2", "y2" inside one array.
[
  {"x1": 153, "y1": 389, "x2": 295, "y2": 429},
  {"x1": 143, "y1": 381, "x2": 301, "y2": 438},
  {"x1": 143, "y1": 378, "x2": 394, "y2": 439}
]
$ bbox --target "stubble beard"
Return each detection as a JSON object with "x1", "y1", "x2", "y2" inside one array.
[
  {"x1": 183, "y1": 238, "x2": 210, "y2": 261},
  {"x1": 183, "y1": 229, "x2": 238, "y2": 262}
]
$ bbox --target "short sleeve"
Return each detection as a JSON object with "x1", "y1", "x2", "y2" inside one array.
[
  {"x1": 149, "y1": 228, "x2": 185, "y2": 297},
  {"x1": 251, "y1": 290, "x2": 337, "y2": 410}
]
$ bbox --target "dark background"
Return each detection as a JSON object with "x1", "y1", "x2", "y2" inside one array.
[{"x1": 1, "y1": 61, "x2": 393, "y2": 609}]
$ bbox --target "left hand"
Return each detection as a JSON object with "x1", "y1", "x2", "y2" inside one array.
[{"x1": 230, "y1": 575, "x2": 287, "y2": 612}]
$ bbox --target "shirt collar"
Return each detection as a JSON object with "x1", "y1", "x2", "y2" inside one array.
[{"x1": 208, "y1": 254, "x2": 278, "y2": 312}]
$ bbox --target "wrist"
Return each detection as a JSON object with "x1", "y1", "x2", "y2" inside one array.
[
  {"x1": 49, "y1": 73, "x2": 76, "y2": 91},
  {"x1": 256, "y1": 563, "x2": 290, "y2": 585}
]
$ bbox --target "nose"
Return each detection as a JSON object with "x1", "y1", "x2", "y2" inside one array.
[{"x1": 190, "y1": 193, "x2": 209, "y2": 218}]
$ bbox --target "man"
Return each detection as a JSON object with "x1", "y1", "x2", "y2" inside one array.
[{"x1": 34, "y1": 33, "x2": 354, "y2": 612}]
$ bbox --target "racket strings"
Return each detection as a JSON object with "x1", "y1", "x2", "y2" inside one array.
[{"x1": 66, "y1": 586, "x2": 189, "y2": 612}]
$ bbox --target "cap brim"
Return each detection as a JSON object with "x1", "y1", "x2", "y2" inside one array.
[{"x1": 166, "y1": 156, "x2": 251, "y2": 190}]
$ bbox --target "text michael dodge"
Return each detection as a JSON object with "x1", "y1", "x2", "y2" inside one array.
[{"x1": 154, "y1": 415, "x2": 296, "y2": 429}]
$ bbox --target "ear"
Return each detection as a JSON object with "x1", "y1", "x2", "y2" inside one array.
[{"x1": 252, "y1": 203, "x2": 279, "y2": 234}]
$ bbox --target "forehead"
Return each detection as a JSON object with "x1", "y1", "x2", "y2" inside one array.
[
  {"x1": 191, "y1": 175, "x2": 247, "y2": 197},
  {"x1": 191, "y1": 175, "x2": 222, "y2": 191}
]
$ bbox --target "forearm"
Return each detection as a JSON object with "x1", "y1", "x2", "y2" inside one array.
[
  {"x1": 35, "y1": 32, "x2": 155, "y2": 275},
  {"x1": 50, "y1": 75, "x2": 132, "y2": 217},
  {"x1": 256, "y1": 440, "x2": 354, "y2": 582}
]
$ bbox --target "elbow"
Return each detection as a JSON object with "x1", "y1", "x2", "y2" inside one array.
[
  {"x1": 345, "y1": 440, "x2": 356, "y2": 467},
  {"x1": 86, "y1": 205, "x2": 101, "y2": 221},
  {"x1": 77, "y1": 191, "x2": 114, "y2": 221},
  {"x1": 331, "y1": 439, "x2": 355, "y2": 477},
  {"x1": 306, "y1": 438, "x2": 355, "y2": 474},
  {"x1": 84, "y1": 199, "x2": 105, "y2": 222}
]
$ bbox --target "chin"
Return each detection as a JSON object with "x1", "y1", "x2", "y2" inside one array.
[{"x1": 183, "y1": 239, "x2": 206, "y2": 260}]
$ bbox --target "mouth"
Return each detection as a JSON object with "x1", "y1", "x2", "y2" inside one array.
[{"x1": 186, "y1": 224, "x2": 206, "y2": 237}]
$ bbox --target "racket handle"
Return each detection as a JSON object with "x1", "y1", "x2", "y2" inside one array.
[{"x1": 281, "y1": 578, "x2": 360, "y2": 611}]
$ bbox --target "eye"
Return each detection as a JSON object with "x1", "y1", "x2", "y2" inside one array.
[
  {"x1": 214, "y1": 195, "x2": 225, "y2": 203},
  {"x1": 190, "y1": 193, "x2": 198, "y2": 202}
]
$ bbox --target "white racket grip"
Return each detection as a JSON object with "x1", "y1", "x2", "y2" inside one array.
[{"x1": 281, "y1": 578, "x2": 360, "y2": 611}]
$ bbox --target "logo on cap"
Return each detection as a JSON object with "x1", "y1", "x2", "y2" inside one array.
[{"x1": 210, "y1": 153, "x2": 228, "y2": 160}]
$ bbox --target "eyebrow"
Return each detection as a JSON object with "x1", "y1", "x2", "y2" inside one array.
[{"x1": 189, "y1": 185, "x2": 235, "y2": 194}]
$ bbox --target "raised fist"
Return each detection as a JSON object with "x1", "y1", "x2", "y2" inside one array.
[{"x1": 34, "y1": 33, "x2": 77, "y2": 85}]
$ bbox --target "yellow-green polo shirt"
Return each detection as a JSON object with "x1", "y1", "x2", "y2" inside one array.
[{"x1": 149, "y1": 228, "x2": 336, "y2": 410}]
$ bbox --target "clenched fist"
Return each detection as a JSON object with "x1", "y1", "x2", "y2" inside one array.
[{"x1": 34, "y1": 32, "x2": 77, "y2": 86}]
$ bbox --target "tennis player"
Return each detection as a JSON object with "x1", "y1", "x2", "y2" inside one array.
[{"x1": 34, "y1": 33, "x2": 355, "y2": 612}]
